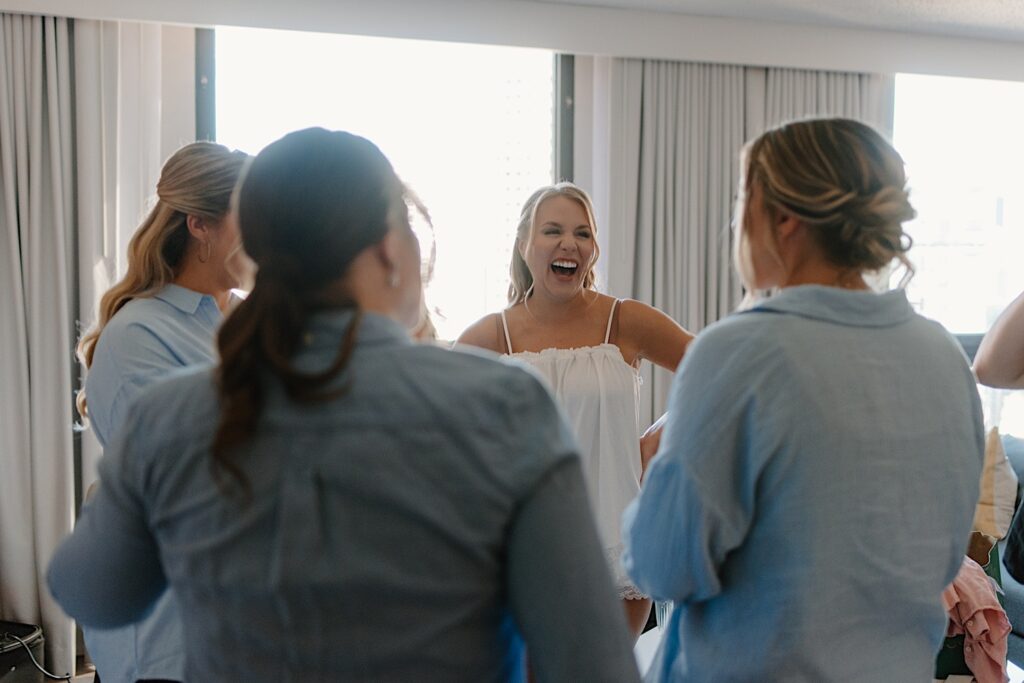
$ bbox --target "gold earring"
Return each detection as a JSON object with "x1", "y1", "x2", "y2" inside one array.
[{"x1": 198, "y1": 240, "x2": 211, "y2": 264}]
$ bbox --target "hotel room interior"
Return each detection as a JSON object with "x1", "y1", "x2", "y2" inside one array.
[{"x1": 3, "y1": 0, "x2": 1024, "y2": 680}]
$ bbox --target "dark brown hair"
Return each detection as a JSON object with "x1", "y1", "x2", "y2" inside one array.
[{"x1": 212, "y1": 128, "x2": 403, "y2": 491}]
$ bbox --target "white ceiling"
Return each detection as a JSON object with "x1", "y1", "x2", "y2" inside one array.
[{"x1": 533, "y1": 0, "x2": 1024, "y2": 42}]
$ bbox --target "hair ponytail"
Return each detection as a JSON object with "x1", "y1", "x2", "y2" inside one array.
[{"x1": 211, "y1": 128, "x2": 402, "y2": 492}]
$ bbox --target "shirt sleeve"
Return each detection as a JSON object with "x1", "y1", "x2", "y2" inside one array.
[
  {"x1": 507, "y1": 458, "x2": 641, "y2": 683},
  {"x1": 47, "y1": 399, "x2": 167, "y2": 628},
  {"x1": 100, "y1": 322, "x2": 186, "y2": 443},
  {"x1": 622, "y1": 325, "x2": 768, "y2": 604}
]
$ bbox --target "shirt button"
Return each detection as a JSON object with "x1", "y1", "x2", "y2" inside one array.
[
  {"x1": 966, "y1": 644, "x2": 974, "y2": 653},
  {"x1": 967, "y1": 619, "x2": 974, "y2": 626}
]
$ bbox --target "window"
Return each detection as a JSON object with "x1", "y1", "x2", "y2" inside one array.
[
  {"x1": 215, "y1": 27, "x2": 555, "y2": 340},
  {"x1": 894, "y1": 73, "x2": 1024, "y2": 434},
  {"x1": 893, "y1": 73, "x2": 1024, "y2": 332}
]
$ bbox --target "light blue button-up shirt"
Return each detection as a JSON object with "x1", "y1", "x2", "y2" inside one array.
[
  {"x1": 83, "y1": 284, "x2": 225, "y2": 683},
  {"x1": 624, "y1": 285, "x2": 984, "y2": 682},
  {"x1": 86, "y1": 284, "x2": 225, "y2": 449},
  {"x1": 53, "y1": 311, "x2": 640, "y2": 682}
]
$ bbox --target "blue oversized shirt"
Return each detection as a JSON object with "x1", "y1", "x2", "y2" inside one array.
[
  {"x1": 624, "y1": 285, "x2": 985, "y2": 682},
  {"x1": 82, "y1": 284, "x2": 225, "y2": 683}
]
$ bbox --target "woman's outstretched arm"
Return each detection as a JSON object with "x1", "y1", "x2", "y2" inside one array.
[{"x1": 975, "y1": 289, "x2": 1024, "y2": 388}]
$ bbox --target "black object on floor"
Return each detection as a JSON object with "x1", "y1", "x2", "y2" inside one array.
[{"x1": 0, "y1": 620, "x2": 44, "y2": 682}]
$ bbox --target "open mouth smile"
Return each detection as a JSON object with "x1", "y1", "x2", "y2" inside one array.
[{"x1": 551, "y1": 259, "x2": 579, "y2": 277}]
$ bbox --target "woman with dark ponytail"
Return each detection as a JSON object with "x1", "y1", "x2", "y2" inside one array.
[{"x1": 49, "y1": 128, "x2": 640, "y2": 682}]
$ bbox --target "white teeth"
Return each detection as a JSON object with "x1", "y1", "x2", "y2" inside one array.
[{"x1": 552, "y1": 260, "x2": 578, "y2": 269}]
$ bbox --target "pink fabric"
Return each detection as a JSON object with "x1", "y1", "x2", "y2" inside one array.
[{"x1": 942, "y1": 556, "x2": 1011, "y2": 683}]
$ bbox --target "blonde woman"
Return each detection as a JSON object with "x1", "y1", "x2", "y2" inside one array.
[
  {"x1": 77, "y1": 141, "x2": 248, "y2": 683},
  {"x1": 458, "y1": 182, "x2": 693, "y2": 637},
  {"x1": 624, "y1": 119, "x2": 984, "y2": 681}
]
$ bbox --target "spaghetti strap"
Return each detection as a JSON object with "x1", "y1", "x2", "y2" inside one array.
[
  {"x1": 500, "y1": 309, "x2": 514, "y2": 355},
  {"x1": 604, "y1": 299, "x2": 619, "y2": 344}
]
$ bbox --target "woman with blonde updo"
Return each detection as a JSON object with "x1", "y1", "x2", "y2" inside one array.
[
  {"x1": 76, "y1": 141, "x2": 248, "y2": 683},
  {"x1": 624, "y1": 118, "x2": 985, "y2": 681}
]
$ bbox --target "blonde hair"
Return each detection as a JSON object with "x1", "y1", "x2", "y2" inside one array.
[
  {"x1": 508, "y1": 182, "x2": 600, "y2": 305},
  {"x1": 76, "y1": 142, "x2": 248, "y2": 417},
  {"x1": 739, "y1": 118, "x2": 915, "y2": 286}
]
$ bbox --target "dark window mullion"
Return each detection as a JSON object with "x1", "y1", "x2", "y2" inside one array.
[{"x1": 554, "y1": 54, "x2": 574, "y2": 183}]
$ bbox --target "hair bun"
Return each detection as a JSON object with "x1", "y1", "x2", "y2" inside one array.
[
  {"x1": 748, "y1": 118, "x2": 917, "y2": 276},
  {"x1": 833, "y1": 184, "x2": 915, "y2": 271}
]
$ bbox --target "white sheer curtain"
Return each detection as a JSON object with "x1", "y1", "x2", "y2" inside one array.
[
  {"x1": 581, "y1": 59, "x2": 894, "y2": 425},
  {"x1": 0, "y1": 13, "x2": 77, "y2": 674},
  {"x1": 74, "y1": 19, "x2": 165, "y2": 493}
]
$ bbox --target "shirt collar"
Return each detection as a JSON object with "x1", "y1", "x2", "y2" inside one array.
[
  {"x1": 154, "y1": 284, "x2": 217, "y2": 316},
  {"x1": 303, "y1": 309, "x2": 412, "y2": 352},
  {"x1": 745, "y1": 285, "x2": 914, "y2": 328}
]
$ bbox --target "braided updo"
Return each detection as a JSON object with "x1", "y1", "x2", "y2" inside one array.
[{"x1": 744, "y1": 118, "x2": 915, "y2": 278}]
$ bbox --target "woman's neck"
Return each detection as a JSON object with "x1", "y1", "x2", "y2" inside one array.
[
  {"x1": 173, "y1": 270, "x2": 232, "y2": 311},
  {"x1": 523, "y1": 287, "x2": 597, "y2": 324},
  {"x1": 779, "y1": 258, "x2": 869, "y2": 292}
]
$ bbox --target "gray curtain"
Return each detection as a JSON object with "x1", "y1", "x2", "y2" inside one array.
[
  {"x1": 0, "y1": 13, "x2": 77, "y2": 674},
  {"x1": 750, "y1": 66, "x2": 895, "y2": 138},
  {"x1": 592, "y1": 60, "x2": 895, "y2": 425},
  {"x1": 0, "y1": 16, "x2": 171, "y2": 675},
  {"x1": 630, "y1": 60, "x2": 747, "y2": 425}
]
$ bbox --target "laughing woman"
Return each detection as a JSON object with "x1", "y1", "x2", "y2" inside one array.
[{"x1": 457, "y1": 182, "x2": 693, "y2": 637}]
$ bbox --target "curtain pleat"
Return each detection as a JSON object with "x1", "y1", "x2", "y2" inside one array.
[
  {"x1": 626, "y1": 60, "x2": 747, "y2": 423},
  {"x1": 761, "y1": 66, "x2": 889, "y2": 132}
]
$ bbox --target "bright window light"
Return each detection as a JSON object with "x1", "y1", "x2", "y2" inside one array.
[
  {"x1": 215, "y1": 27, "x2": 555, "y2": 340},
  {"x1": 893, "y1": 73, "x2": 1024, "y2": 334},
  {"x1": 894, "y1": 73, "x2": 1024, "y2": 436}
]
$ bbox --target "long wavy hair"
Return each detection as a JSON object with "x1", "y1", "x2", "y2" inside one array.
[
  {"x1": 211, "y1": 128, "x2": 407, "y2": 492},
  {"x1": 76, "y1": 142, "x2": 248, "y2": 418}
]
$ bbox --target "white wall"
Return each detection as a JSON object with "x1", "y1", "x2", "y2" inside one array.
[
  {"x1": 7, "y1": 0, "x2": 1024, "y2": 82},
  {"x1": 160, "y1": 24, "x2": 196, "y2": 160}
]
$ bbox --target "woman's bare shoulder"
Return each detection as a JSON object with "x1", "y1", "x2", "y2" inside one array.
[
  {"x1": 614, "y1": 298, "x2": 658, "y2": 322},
  {"x1": 455, "y1": 312, "x2": 505, "y2": 352}
]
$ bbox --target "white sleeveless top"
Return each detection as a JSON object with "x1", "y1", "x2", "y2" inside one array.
[{"x1": 501, "y1": 300, "x2": 644, "y2": 599}]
